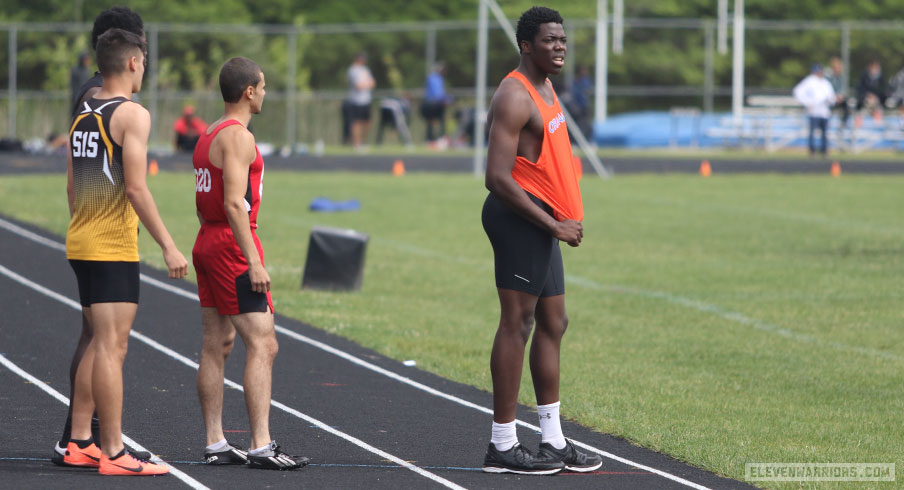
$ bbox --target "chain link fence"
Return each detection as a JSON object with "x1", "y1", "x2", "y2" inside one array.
[{"x1": 1, "y1": 18, "x2": 903, "y2": 150}]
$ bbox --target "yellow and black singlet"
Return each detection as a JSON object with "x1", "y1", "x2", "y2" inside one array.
[{"x1": 66, "y1": 97, "x2": 139, "y2": 261}]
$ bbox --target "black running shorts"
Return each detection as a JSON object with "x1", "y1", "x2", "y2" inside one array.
[
  {"x1": 68, "y1": 260, "x2": 140, "y2": 307},
  {"x1": 481, "y1": 192, "x2": 565, "y2": 297}
]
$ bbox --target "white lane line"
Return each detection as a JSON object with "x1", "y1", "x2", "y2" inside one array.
[
  {"x1": 0, "y1": 353, "x2": 208, "y2": 490},
  {"x1": 0, "y1": 263, "x2": 465, "y2": 490},
  {"x1": 0, "y1": 215, "x2": 713, "y2": 490}
]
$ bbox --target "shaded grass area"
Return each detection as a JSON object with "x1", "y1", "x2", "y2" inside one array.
[{"x1": 1, "y1": 171, "x2": 902, "y2": 489}]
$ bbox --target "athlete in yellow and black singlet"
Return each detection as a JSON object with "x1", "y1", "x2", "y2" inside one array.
[
  {"x1": 67, "y1": 96, "x2": 138, "y2": 262},
  {"x1": 66, "y1": 96, "x2": 141, "y2": 307}
]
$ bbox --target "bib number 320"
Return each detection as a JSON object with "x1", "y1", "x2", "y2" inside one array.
[{"x1": 195, "y1": 168, "x2": 212, "y2": 192}]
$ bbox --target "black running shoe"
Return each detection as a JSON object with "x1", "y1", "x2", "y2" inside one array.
[
  {"x1": 538, "y1": 439, "x2": 603, "y2": 472},
  {"x1": 247, "y1": 441, "x2": 308, "y2": 470},
  {"x1": 482, "y1": 443, "x2": 565, "y2": 475},
  {"x1": 204, "y1": 441, "x2": 249, "y2": 465},
  {"x1": 51, "y1": 442, "x2": 67, "y2": 466}
]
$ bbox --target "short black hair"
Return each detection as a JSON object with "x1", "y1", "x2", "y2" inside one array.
[
  {"x1": 96, "y1": 28, "x2": 146, "y2": 76},
  {"x1": 91, "y1": 7, "x2": 144, "y2": 51},
  {"x1": 516, "y1": 6, "x2": 564, "y2": 53},
  {"x1": 219, "y1": 57, "x2": 262, "y2": 103}
]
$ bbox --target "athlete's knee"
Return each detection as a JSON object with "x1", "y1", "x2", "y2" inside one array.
[
  {"x1": 95, "y1": 338, "x2": 128, "y2": 363},
  {"x1": 268, "y1": 337, "x2": 279, "y2": 360},
  {"x1": 501, "y1": 309, "x2": 535, "y2": 343},
  {"x1": 558, "y1": 313, "x2": 569, "y2": 336},
  {"x1": 221, "y1": 330, "x2": 237, "y2": 356},
  {"x1": 247, "y1": 334, "x2": 278, "y2": 362}
]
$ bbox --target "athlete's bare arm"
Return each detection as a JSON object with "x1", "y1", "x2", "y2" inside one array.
[
  {"x1": 114, "y1": 101, "x2": 188, "y2": 278},
  {"x1": 485, "y1": 78, "x2": 582, "y2": 246},
  {"x1": 218, "y1": 125, "x2": 270, "y2": 294}
]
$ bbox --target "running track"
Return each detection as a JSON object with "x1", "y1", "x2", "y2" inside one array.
[{"x1": 0, "y1": 215, "x2": 757, "y2": 489}]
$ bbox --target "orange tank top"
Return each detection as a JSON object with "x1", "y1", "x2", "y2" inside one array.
[{"x1": 506, "y1": 70, "x2": 583, "y2": 221}]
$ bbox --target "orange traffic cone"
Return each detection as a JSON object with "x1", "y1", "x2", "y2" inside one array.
[
  {"x1": 830, "y1": 161, "x2": 841, "y2": 177},
  {"x1": 149, "y1": 159, "x2": 159, "y2": 176},
  {"x1": 573, "y1": 155, "x2": 583, "y2": 180},
  {"x1": 392, "y1": 159, "x2": 405, "y2": 176},
  {"x1": 699, "y1": 160, "x2": 712, "y2": 177}
]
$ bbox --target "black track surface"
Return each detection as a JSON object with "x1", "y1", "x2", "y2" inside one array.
[{"x1": 0, "y1": 215, "x2": 760, "y2": 489}]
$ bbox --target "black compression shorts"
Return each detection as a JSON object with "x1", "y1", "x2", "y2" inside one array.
[
  {"x1": 69, "y1": 260, "x2": 140, "y2": 307},
  {"x1": 481, "y1": 192, "x2": 565, "y2": 297}
]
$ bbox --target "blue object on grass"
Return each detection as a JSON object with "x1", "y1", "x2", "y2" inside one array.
[{"x1": 309, "y1": 197, "x2": 361, "y2": 212}]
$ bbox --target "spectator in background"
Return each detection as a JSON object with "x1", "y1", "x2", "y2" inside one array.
[
  {"x1": 824, "y1": 57, "x2": 850, "y2": 140},
  {"x1": 345, "y1": 52, "x2": 375, "y2": 150},
  {"x1": 69, "y1": 53, "x2": 93, "y2": 108},
  {"x1": 173, "y1": 105, "x2": 208, "y2": 152},
  {"x1": 571, "y1": 65, "x2": 593, "y2": 136},
  {"x1": 793, "y1": 63, "x2": 835, "y2": 157},
  {"x1": 855, "y1": 58, "x2": 886, "y2": 126},
  {"x1": 421, "y1": 62, "x2": 450, "y2": 145},
  {"x1": 376, "y1": 96, "x2": 413, "y2": 146},
  {"x1": 888, "y1": 65, "x2": 904, "y2": 131}
]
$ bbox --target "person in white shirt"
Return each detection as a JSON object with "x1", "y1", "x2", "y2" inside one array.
[{"x1": 793, "y1": 64, "x2": 836, "y2": 156}]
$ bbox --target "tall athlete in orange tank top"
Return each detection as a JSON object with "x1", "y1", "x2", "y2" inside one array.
[{"x1": 480, "y1": 7, "x2": 602, "y2": 475}]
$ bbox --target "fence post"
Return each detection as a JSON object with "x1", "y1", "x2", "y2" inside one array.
[
  {"x1": 425, "y1": 25, "x2": 436, "y2": 79},
  {"x1": 286, "y1": 30, "x2": 297, "y2": 154},
  {"x1": 704, "y1": 20, "x2": 714, "y2": 113},
  {"x1": 8, "y1": 26, "x2": 17, "y2": 139},
  {"x1": 473, "y1": 0, "x2": 488, "y2": 178},
  {"x1": 148, "y1": 26, "x2": 159, "y2": 148}
]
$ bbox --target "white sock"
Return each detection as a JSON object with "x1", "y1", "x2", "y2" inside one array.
[
  {"x1": 538, "y1": 401, "x2": 566, "y2": 449},
  {"x1": 249, "y1": 443, "x2": 272, "y2": 456},
  {"x1": 206, "y1": 439, "x2": 228, "y2": 452},
  {"x1": 490, "y1": 421, "x2": 518, "y2": 451}
]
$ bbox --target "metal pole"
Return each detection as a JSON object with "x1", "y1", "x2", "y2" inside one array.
[
  {"x1": 612, "y1": 0, "x2": 623, "y2": 55},
  {"x1": 286, "y1": 31, "x2": 297, "y2": 153},
  {"x1": 704, "y1": 20, "x2": 714, "y2": 113},
  {"x1": 731, "y1": 0, "x2": 744, "y2": 124},
  {"x1": 717, "y1": 0, "x2": 728, "y2": 54},
  {"x1": 473, "y1": 0, "x2": 488, "y2": 178},
  {"x1": 8, "y1": 27, "x2": 16, "y2": 139},
  {"x1": 594, "y1": 0, "x2": 608, "y2": 124},
  {"x1": 148, "y1": 27, "x2": 158, "y2": 147},
  {"x1": 425, "y1": 26, "x2": 436, "y2": 78},
  {"x1": 840, "y1": 22, "x2": 850, "y2": 92}
]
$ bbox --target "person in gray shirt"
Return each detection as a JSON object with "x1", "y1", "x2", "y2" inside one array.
[{"x1": 345, "y1": 52, "x2": 375, "y2": 150}]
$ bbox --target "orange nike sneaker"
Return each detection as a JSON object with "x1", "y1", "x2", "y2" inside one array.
[
  {"x1": 98, "y1": 450, "x2": 169, "y2": 476},
  {"x1": 63, "y1": 441, "x2": 101, "y2": 468}
]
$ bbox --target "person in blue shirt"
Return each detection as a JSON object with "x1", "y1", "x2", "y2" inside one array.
[{"x1": 421, "y1": 62, "x2": 450, "y2": 144}]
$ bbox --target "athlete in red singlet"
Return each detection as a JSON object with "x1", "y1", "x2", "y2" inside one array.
[
  {"x1": 192, "y1": 57, "x2": 307, "y2": 470},
  {"x1": 480, "y1": 7, "x2": 602, "y2": 475}
]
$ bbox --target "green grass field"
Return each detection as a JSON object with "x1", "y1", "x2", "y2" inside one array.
[{"x1": 1, "y1": 170, "x2": 902, "y2": 489}]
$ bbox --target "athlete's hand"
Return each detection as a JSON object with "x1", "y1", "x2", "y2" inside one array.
[
  {"x1": 249, "y1": 262, "x2": 271, "y2": 294},
  {"x1": 553, "y1": 219, "x2": 583, "y2": 247},
  {"x1": 163, "y1": 247, "x2": 189, "y2": 279}
]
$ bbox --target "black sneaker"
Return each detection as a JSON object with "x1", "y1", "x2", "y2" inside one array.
[
  {"x1": 537, "y1": 439, "x2": 603, "y2": 472},
  {"x1": 482, "y1": 443, "x2": 564, "y2": 475},
  {"x1": 51, "y1": 442, "x2": 67, "y2": 466},
  {"x1": 204, "y1": 441, "x2": 249, "y2": 465},
  {"x1": 247, "y1": 441, "x2": 308, "y2": 470}
]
